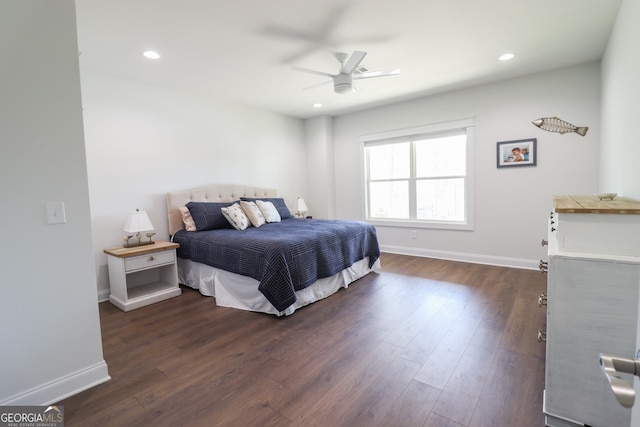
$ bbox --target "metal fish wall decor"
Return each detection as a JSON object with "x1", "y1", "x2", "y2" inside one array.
[{"x1": 532, "y1": 116, "x2": 588, "y2": 136}]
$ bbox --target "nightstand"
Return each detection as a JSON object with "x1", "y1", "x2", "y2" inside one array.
[{"x1": 104, "y1": 241, "x2": 181, "y2": 311}]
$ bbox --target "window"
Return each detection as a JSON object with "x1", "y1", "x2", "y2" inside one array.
[{"x1": 362, "y1": 119, "x2": 474, "y2": 230}]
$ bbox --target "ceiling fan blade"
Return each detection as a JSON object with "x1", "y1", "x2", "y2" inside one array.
[
  {"x1": 304, "y1": 80, "x2": 333, "y2": 90},
  {"x1": 353, "y1": 69, "x2": 400, "y2": 80},
  {"x1": 261, "y1": 26, "x2": 319, "y2": 42},
  {"x1": 341, "y1": 51, "x2": 367, "y2": 74},
  {"x1": 291, "y1": 66, "x2": 335, "y2": 79},
  {"x1": 282, "y1": 46, "x2": 324, "y2": 64},
  {"x1": 346, "y1": 35, "x2": 393, "y2": 44}
]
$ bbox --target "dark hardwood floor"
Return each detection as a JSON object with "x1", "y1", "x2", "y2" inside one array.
[{"x1": 59, "y1": 253, "x2": 547, "y2": 426}]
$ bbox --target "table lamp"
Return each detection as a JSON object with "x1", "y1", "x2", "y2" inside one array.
[
  {"x1": 296, "y1": 197, "x2": 308, "y2": 218},
  {"x1": 123, "y1": 209, "x2": 156, "y2": 247}
]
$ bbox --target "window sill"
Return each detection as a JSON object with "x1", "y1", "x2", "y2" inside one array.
[{"x1": 368, "y1": 219, "x2": 473, "y2": 231}]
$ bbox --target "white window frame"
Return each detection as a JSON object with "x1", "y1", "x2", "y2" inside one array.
[{"x1": 360, "y1": 119, "x2": 474, "y2": 231}]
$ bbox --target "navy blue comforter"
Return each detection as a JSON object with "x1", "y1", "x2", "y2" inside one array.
[{"x1": 173, "y1": 218, "x2": 380, "y2": 311}]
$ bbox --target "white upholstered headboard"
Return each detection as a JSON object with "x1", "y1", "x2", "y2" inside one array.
[{"x1": 166, "y1": 183, "x2": 278, "y2": 236}]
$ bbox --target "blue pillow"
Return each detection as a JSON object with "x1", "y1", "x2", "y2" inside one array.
[
  {"x1": 240, "y1": 197, "x2": 292, "y2": 219},
  {"x1": 186, "y1": 201, "x2": 237, "y2": 231}
]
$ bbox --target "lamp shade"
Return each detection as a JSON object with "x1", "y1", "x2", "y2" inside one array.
[
  {"x1": 124, "y1": 209, "x2": 154, "y2": 233},
  {"x1": 296, "y1": 198, "x2": 308, "y2": 213}
]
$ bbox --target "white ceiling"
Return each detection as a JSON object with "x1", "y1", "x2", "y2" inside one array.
[{"x1": 75, "y1": 0, "x2": 622, "y2": 119}]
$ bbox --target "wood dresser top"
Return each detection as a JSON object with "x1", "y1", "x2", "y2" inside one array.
[{"x1": 553, "y1": 195, "x2": 640, "y2": 214}]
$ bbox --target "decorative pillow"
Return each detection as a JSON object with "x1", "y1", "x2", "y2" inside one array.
[
  {"x1": 255, "y1": 200, "x2": 281, "y2": 223},
  {"x1": 240, "y1": 201, "x2": 266, "y2": 228},
  {"x1": 186, "y1": 201, "x2": 237, "y2": 231},
  {"x1": 240, "y1": 197, "x2": 292, "y2": 219},
  {"x1": 221, "y1": 203, "x2": 251, "y2": 230},
  {"x1": 179, "y1": 206, "x2": 196, "y2": 231}
]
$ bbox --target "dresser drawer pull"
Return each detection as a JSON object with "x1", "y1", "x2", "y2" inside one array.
[
  {"x1": 541, "y1": 239, "x2": 548, "y2": 247},
  {"x1": 538, "y1": 293, "x2": 547, "y2": 307},
  {"x1": 539, "y1": 260, "x2": 548, "y2": 273},
  {"x1": 148, "y1": 256, "x2": 155, "y2": 261},
  {"x1": 551, "y1": 227, "x2": 556, "y2": 232},
  {"x1": 537, "y1": 330, "x2": 547, "y2": 343}
]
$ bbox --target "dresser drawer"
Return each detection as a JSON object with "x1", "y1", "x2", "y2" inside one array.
[{"x1": 125, "y1": 250, "x2": 175, "y2": 272}]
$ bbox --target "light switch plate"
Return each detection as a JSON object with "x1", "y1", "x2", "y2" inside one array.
[{"x1": 46, "y1": 202, "x2": 66, "y2": 224}]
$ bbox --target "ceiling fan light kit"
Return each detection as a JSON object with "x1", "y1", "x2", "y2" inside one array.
[{"x1": 333, "y1": 73, "x2": 353, "y2": 93}]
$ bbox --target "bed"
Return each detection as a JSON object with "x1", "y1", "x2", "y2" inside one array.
[{"x1": 166, "y1": 184, "x2": 381, "y2": 316}]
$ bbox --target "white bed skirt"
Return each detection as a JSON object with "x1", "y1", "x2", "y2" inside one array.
[{"x1": 177, "y1": 257, "x2": 381, "y2": 316}]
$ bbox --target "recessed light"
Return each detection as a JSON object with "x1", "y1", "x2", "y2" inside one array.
[
  {"x1": 499, "y1": 53, "x2": 515, "y2": 61},
  {"x1": 313, "y1": 103, "x2": 322, "y2": 108},
  {"x1": 143, "y1": 50, "x2": 160, "y2": 59}
]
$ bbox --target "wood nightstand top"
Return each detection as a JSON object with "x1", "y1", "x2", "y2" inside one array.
[{"x1": 104, "y1": 241, "x2": 179, "y2": 258}]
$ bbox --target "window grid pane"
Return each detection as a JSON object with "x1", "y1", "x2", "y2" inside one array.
[
  {"x1": 368, "y1": 181, "x2": 409, "y2": 219},
  {"x1": 415, "y1": 135, "x2": 466, "y2": 178},
  {"x1": 416, "y1": 178, "x2": 465, "y2": 221},
  {"x1": 367, "y1": 142, "x2": 410, "y2": 180}
]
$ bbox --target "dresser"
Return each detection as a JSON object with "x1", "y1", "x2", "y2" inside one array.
[{"x1": 543, "y1": 195, "x2": 640, "y2": 427}]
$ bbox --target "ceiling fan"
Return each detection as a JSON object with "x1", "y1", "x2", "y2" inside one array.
[{"x1": 291, "y1": 51, "x2": 400, "y2": 94}]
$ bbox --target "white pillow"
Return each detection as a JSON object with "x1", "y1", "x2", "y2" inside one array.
[
  {"x1": 220, "y1": 203, "x2": 251, "y2": 230},
  {"x1": 256, "y1": 200, "x2": 281, "y2": 223},
  {"x1": 240, "y1": 201, "x2": 266, "y2": 228},
  {"x1": 179, "y1": 206, "x2": 196, "y2": 231}
]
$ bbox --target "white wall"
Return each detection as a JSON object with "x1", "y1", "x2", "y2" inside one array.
[
  {"x1": 332, "y1": 63, "x2": 601, "y2": 268},
  {"x1": 600, "y1": 0, "x2": 640, "y2": 200},
  {"x1": 80, "y1": 70, "x2": 306, "y2": 297},
  {"x1": 0, "y1": 1, "x2": 109, "y2": 404},
  {"x1": 304, "y1": 116, "x2": 335, "y2": 219}
]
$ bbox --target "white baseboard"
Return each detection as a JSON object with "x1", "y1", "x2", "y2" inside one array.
[
  {"x1": 97, "y1": 288, "x2": 110, "y2": 303},
  {"x1": 0, "y1": 361, "x2": 110, "y2": 406},
  {"x1": 380, "y1": 244, "x2": 539, "y2": 270}
]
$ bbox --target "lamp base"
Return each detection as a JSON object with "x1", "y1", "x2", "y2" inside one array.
[{"x1": 123, "y1": 232, "x2": 156, "y2": 248}]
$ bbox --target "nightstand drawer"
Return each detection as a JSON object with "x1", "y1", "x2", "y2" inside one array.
[{"x1": 124, "y1": 250, "x2": 175, "y2": 272}]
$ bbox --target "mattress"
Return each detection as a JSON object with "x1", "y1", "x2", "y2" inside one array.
[{"x1": 178, "y1": 256, "x2": 381, "y2": 316}]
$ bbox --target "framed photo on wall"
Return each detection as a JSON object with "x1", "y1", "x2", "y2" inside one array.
[{"x1": 497, "y1": 138, "x2": 537, "y2": 168}]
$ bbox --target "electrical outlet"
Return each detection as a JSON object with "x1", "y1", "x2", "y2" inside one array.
[
  {"x1": 411, "y1": 230, "x2": 417, "y2": 239},
  {"x1": 46, "y1": 202, "x2": 66, "y2": 225}
]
